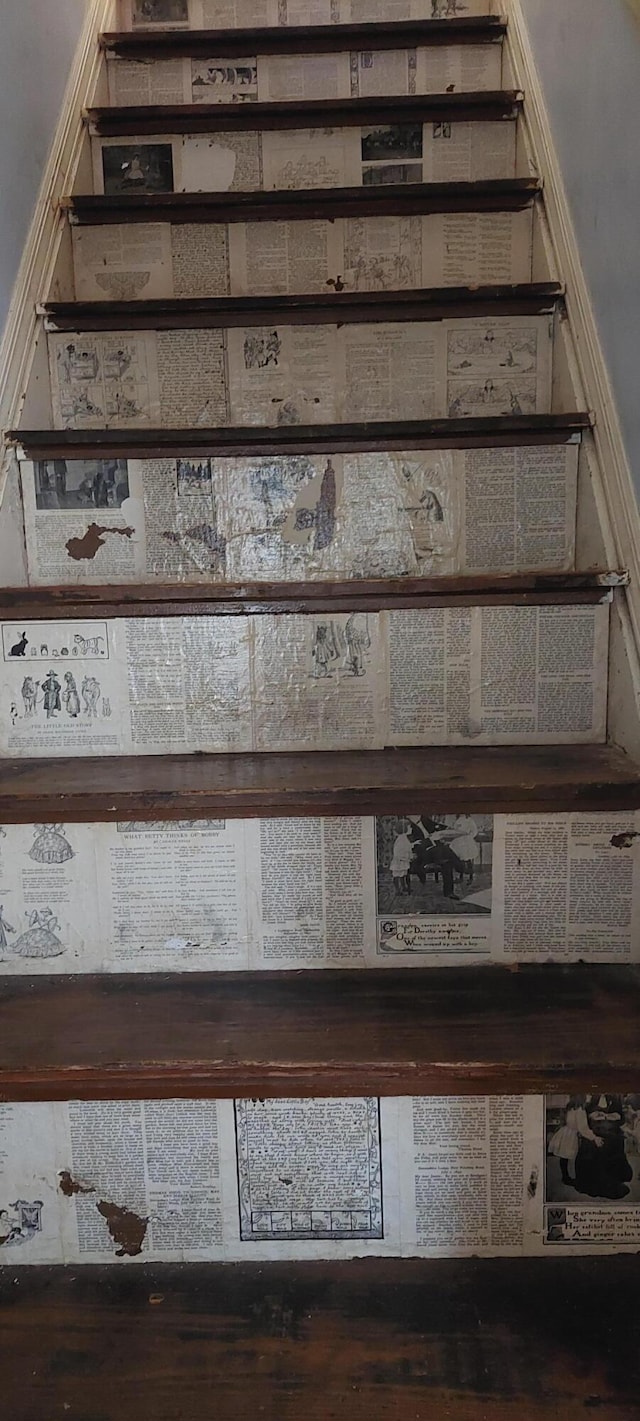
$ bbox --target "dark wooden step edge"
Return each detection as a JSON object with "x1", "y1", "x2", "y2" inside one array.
[
  {"x1": 66, "y1": 177, "x2": 541, "y2": 225},
  {"x1": 42, "y1": 282, "x2": 563, "y2": 333},
  {"x1": 1, "y1": 965, "x2": 640, "y2": 1101},
  {"x1": 102, "y1": 17, "x2": 507, "y2": 60},
  {"x1": 86, "y1": 89, "x2": 522, "y2": 135},
  {"x1": 0, "y1": 577, "x2": 616, "y2": 623},
  {"x1": 4, "y1": 1258, "x2": 640, "y2": 1421},
  {"x1": 0, "y1": 746, "x2": 637, "y2": 824},
  {"x1": 11, "y1": 414, "x2": 590, "y2": 461}
]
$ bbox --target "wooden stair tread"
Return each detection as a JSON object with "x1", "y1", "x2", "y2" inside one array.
[
  {"x1": 102, "y1": 16, "x2": 507, "y2": 59},
  {"x1": 3, "y1": 1257, "x2": 638, "y2": 1420},
  {"x1": 1, "y1": 960, "x2": 639, "y2": 1097},
  {"x1": 66, "y1": 177, "x2": 541, "y2": 223},
  {"x1": 87, "y1": 90, "x2": 521, "y2": 135},
  {"x1": 12, "y1": 413, "x2": 590, "y2": 460},
  {"x1": 3, "y1": 964, "x2": 640, "y2": 1099},
  {"x1": 0, "y1": 575, "x2": 618, "y2": 622},
  {"x1": 42, "y1": 282, "x2": 563, "y2": 331},
  {"x1": 0, "y1": 746, "x2": 637, "y2": 823}
]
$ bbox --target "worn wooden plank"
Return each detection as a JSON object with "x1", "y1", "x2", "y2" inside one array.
[
  {"x1": 42, "y1": 282, "x2": 563, "y2": 332},
  {"x1": 66, "y1": 176, "x2": 541, "y2": 224},
  {"x1": 11, "y1": 413, "x2": 590, "y2": 461},
  {"x1": 102, "y1": 17, "x2": 507, "y2": 59},
  {"x1": 0, "y1": 746, "x2": 637, "y2": 824},
  {"x1": 87, "y1": 90, "x2": 522, "y2": 135},
  {"x1": 1, "y1": 1258, "x2": 639, "y2": 1421},
  {"x1": 0, "y1": 577, "x2": 614, "y2": 622},
  {"x1": 1, "y1": 965, "x2": 640, "y2": 1100}
]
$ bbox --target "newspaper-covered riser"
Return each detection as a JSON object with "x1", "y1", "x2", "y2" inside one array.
[
  {"x1": 46, "y1": 318, "x2": 553, "y2": 430},
  {"x1": 19, "y1": 443, "x2": 578, "y2": 586},
  {"x1": 0, "y1": 602, "x2": 608, "y2": 758},
  {"x1": 107, "y1": 45, "x2": 502, "y2": 108},
  {"x1": 71, "y1": 210, "x2": 533, "y2": 301},
  {"x1": 0, "y1": 810, "x2": 636, "y2": 975},
  {"x1": 91, "y1": 118, "x2": 516, "y2": 198},
  {"x1": 122, "y1": 2, "x2": 497, "y2": 34},
  {"x1": 5, "y1": 1091, "x2": 640, "y2": 1264}
]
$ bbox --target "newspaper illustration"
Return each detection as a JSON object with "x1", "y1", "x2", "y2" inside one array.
[
  {"x1": 48, "y1": 333, "x2": 161, "y2": 429},
  {"x1": 192, "y1": 57, "x2": 258, "y2": 104},
  {"x1": 93, "y1": 133, "x2": 261, "y2": 197},
  {"x1": 6, "y1": 1089, "x2": 640, "y2": 1265},
  {"x1": 118, "y1": 0, "x2": 493, "y2": 28},
  {"x1": 132, "y1": 0, "x2": 189, "y2": 27},
  {"x1": 19, "y1": 441, "x2": 578, "y2": 587},
  {"x1": 72, "y1": 225, "x2": 173, "y2": 302},
  {"x1": 48, "y1": 317, "x2": 553, "y2": 432},
  {"x1": 235, "y1": 1098, "x2": 383, "y2": 1241},
  {"x1": 70, "y1": 209, "x2": 532, "y2": 301},
  {"x1": 1, "y1": 601, "x2": 604, "y2": 758},
  {"x1": 1, "y1": 809, "x2": 636, "y2": 977},
  {"x1": 342, "y1": 215, "x2": 423, "y2": 291}
]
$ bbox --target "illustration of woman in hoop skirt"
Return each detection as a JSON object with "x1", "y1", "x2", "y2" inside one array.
[
  {"x1": 0, "y1": 906, "x2": 15, "y2": 951},
  {"x1": 12, "y1": 909, "x2": 64, "y2": 959},
  {"x1": 29, "y1": 825, "x2": 74, "y2": 865}
]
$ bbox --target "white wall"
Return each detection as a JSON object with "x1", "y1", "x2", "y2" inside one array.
[
  {"x1": 520, "y1": 0, "x2": 640, "y2": 494},
  {"x1": 0, "y1": 0, "x2": 87, "y2": 333}
]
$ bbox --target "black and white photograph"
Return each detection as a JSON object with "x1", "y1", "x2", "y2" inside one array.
[
  {"x1": 176, "y1": 458, "x2": 213, "y2": 496},
  {"x1": 376, "y1": 813, "x2": 493, "y2": 917},
  {"x1": 363, "y1": 163, "x2": 424, "y2": 186},
  {"x1": 132, "y1": 0, "x2": 189, "y2": 26},
  {"x1": 546, "y1": 1094, "x2": 640, "y2": 1205},
  {"x1": 192, "y1": 59, "x2": 258, "y2": 104},
  {"x1": 102, "y1": 144, "x2": 174, "y2": 196},
  {"x1": 33, "y1": 460, "x2": 130, "y2": 511},
  {"x1": 361, "y1": 124, "x2": 423, "y2": 164},
  {"x1": 361, "y1": 125, "x2": 423, "y2": 186}
]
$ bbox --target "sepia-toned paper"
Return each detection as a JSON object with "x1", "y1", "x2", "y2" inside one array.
[
  {"x1": 69, "y1": 209, "x2": 532, "y2": 301},
  {"x1": 0, "y1": 599, "x2": 608, "y2": 759},
  {"x1": 18, "y1": 442, "x2": 578, "y2": 586},
  {"x1": 0, "y1": 809, "x2": 637, "y2": 976},
  {"x1": 6, "y1": 1086, "x2": 640, "y2": 1264}
]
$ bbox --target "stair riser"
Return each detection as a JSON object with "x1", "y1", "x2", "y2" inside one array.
[{"x1": 0, "y1": 809, "x2": 634, "y2": 973}]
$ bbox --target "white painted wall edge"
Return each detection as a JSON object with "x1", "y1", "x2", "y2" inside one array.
[
  {"x1": 0, "y1": 0, "x2": 116, "y2": 506},
  {"x1": 506, "y1": 0, "x2": 640, "y2": 657}
]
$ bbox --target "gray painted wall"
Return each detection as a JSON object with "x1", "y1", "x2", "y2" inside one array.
[
  {"x1": 0, "y1": 0, "x2": 86, "y2": 333},
  {"x1": 521, "y1": 0, "x2": 640, "y2": 492}
]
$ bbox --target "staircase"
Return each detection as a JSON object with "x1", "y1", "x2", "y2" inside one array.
[{"x1": 1, "y1": 2, "x2": 640, "y2": 1416}]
